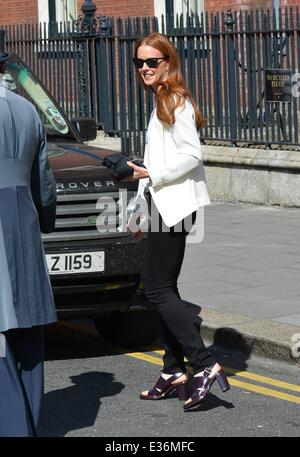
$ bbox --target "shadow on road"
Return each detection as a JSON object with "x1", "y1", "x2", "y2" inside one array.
[
  {"x1": 180, "y1": 300, "x2": 253, "y2": 375},
  {"x1": 42, "y1": 301, "x2": 254, "y2": 427},
  {"x1": 41, "y1": 371, "x2": 124, "y2": 437},
  {"x1": 183, "y1": 392, "x2": 235, "y2": 413},
  {"x1": 44, "y1": 322, "x2": 114, "y2": 361}
]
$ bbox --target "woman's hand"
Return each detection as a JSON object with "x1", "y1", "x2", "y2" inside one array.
[
  {"x1": 127, "y1": 217, "x2": 145, "y2": 240},
  {"x1": 127, "y1": 161, "x2": 149, "y2": 180},
  {"x1": 129, "y1": 228, "x2": 144, "y2": 240}
]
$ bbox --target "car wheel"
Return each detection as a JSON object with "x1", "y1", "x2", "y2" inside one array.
[{"x1": 94, "y1": 308, "x2": 161, "y2": 348}]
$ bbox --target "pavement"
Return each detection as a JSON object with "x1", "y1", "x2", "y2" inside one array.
[{"x1": 179, "y1": 201, "x2": 300, "y2": 365}]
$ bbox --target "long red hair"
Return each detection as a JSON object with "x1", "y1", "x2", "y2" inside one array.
[{"x1": 134, "y1": 32, "x2": 206, "y2": 129}]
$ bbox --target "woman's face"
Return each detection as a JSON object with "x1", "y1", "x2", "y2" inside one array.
[{"x1": 136, "y1": 44, "x2": 169, "y2": 89}]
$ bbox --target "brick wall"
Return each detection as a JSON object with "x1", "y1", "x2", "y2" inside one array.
[
  {"x1": 204, "y1": 0, "x2": 300, "y2": 14},
  {"x1": 0, "y1": 0, "x2": 154, "y2": 26},
  {"x1": 281, "y1": 0, "x2": 300, "y2": 6},
  {"x1": 77, "y1": 0, "x2": 154, "y2": 18},
  {"x1": 1, "y1": 1, "x2": 297, "y2": 27},
  {"x1": 204, "y1": 0, "x2": 273, "y2": 14},
  {"x1": 0, "y1": 0, "x2": 38, "y2": 24}
]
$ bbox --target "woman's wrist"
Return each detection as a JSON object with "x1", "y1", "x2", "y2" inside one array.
[
  {"x1": 132, "y1": 167, "x2": 149, "y2": 180},
  {"x1": 127, "y1": 161, "x2": 149, "y2": 180}
]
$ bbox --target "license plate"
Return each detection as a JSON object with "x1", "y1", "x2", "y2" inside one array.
[{"x1": 46, "y1": 251, "x2": 105, "y2": 275}]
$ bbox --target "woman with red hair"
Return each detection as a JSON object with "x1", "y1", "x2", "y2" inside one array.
[{"x1": 127, "y1": 32, "x2": 230, "y2": 411}]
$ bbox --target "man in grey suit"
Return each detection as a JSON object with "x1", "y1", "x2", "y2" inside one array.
[{"x1": 0, "y1": 34, "x2": 57, "y2": 436}]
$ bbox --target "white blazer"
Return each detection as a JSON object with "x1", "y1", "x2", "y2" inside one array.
[{"x1": 135, "y1": 98, "x2": 210, "y2": 227}]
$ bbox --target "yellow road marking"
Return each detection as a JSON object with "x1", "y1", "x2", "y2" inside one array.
[
  {"x1": 228, "y1": 379, "x2": 300, "y2": 405},
  {"x1": 125, "y1": 351, "x2": 300, "y2": 405},
  {"x1": 224, "y1": 367, "x2": 300, "y2": 394},
  {"x1": 153, "y1": 349, "x2": 300, "y2": 394},
  {"x1": 58, "y1": 321, "x2": 300, "y2": 403},
  {"x1": 126, "y1": 351, "x2": 164, "y2": 365}
]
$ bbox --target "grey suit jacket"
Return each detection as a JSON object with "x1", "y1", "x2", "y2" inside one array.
[{"x1": 0, "y1": 87, "x2": 57, "y2": 332}]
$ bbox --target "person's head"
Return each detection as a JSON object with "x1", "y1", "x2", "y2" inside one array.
[
  {"x1": 0, "y1": 51, "x2": 9, "y2": 75},
  {"x1": 134, "y1": 32, "x2": 206, "y2": 129},
  {"x1": 134, "y1": 33, "x2": 178, "y2": 90}
]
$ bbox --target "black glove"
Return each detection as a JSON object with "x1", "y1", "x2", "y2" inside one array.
[{"x1": 102, "y1": 153, "x2": 146, "y2": 180}]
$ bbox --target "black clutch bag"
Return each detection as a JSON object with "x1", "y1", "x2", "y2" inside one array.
[{"x1": 102, "y1": 153, "x2": 146, "y2": 179}]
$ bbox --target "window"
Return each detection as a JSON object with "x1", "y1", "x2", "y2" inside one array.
[
  {"x1": 3, "y1": 59, "x2": 70, "y2": 138},
  {"x1": 154, "y1": 1, "x2": 205, "y2": 31},
  {"x1": 174, "y1": 0, "x2": 203, "y2": 16},
  {"x1": 54, "y1": 0, "x2": 77, "y2": 23},
  {"x1": 273, "y1": 0, "x2": 280, "y2": 28},
  {"x1": 38, "y1": 0, "x2": 77, "y2": 24},
  {"x1": 48, "y1": 0, "x2": 56, "y2": 23}
]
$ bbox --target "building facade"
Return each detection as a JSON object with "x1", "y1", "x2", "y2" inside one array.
[{"x1": 0, "y1": 0, "x2": 298, "y2": 26}]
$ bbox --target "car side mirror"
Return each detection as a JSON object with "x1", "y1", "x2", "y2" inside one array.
[{"x1": 71, "y1": 117, "x2": 97, "y2": 141}]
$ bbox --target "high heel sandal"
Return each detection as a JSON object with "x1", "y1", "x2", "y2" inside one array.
[
  {"x1": 140, "y1": 372, "x2": 190, "y2": 401},
  {"x1": 183, "y1": 364, "x2": 230, "y2": 411}
]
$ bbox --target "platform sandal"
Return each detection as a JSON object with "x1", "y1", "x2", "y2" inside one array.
[
  {"x1": 140, "y1": 372, "x2": 190, "y2": 401},
  {"x1": 183, "y1": 364, "x2": 230, "y2": 411}
]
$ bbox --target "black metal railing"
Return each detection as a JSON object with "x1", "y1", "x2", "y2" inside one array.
[
  {"x1": 117, "y1": 8, "x2": 300, "y2": 154},
  {"x1": 2, "y1": 6, "x2": 300, "y2": 155}
]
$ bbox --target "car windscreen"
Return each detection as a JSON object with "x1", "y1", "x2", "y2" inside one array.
[{"x1": 0, "y1": 58, "x2": 75, "y2": 139}]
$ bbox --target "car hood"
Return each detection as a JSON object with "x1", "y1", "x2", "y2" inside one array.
[{"x1": 47, "y1": 142, "x2": 137, "y2": 194}]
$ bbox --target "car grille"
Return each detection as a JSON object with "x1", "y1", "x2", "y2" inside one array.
[{"x1": 43, "y1": 191, "x2": 136, "y2": 242}]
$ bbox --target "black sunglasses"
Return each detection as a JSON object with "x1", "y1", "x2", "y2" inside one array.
[{"x1": 133, "y1": 57, "x2": 168, "y2": 69}]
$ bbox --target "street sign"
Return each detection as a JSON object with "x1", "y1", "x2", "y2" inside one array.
[{"x1": 265, "y1": 69, "x2": 292, "y2": 103}]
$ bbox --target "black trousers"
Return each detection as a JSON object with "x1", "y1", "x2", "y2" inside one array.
[
  {"x1": 0, "y1": 326, "x2": 44, "y2": 437},
  {"x1": 144, "y1": 198, "x2": 215, "y2": 375}
]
